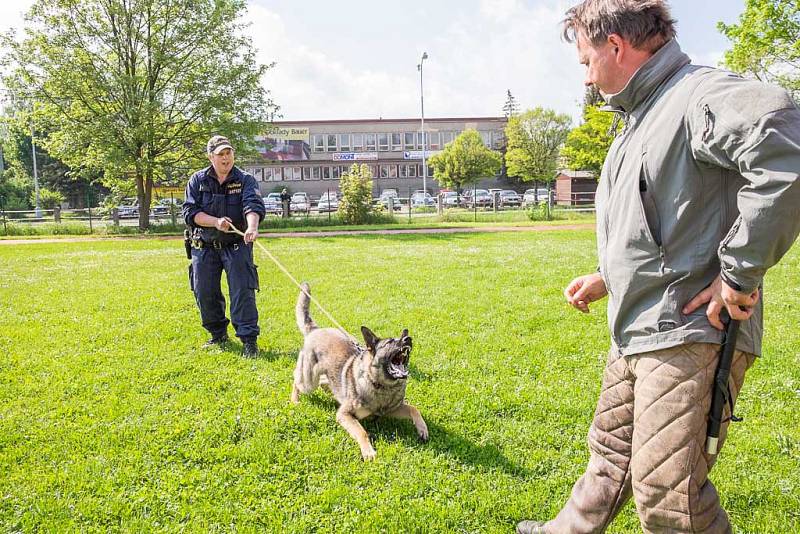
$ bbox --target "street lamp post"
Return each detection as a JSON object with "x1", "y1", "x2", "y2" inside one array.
[
  {"x1": 31, "y1": 124, "x2": 41, "y2": 218},
  {"x1": 417, "y1": 52, "x2": 428, "y2": 195}
]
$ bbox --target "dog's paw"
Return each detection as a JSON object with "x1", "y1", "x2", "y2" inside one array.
[
  {"x1": 361, "y1": 446, "x2": 377, "y2": 462},
  {"x1": 418, "y1": 427, "x2": 429, "y2": 443}
]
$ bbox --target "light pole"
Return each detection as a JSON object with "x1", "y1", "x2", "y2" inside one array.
[
  {"x1": 417, "y1": 51, "x2": 428, "y2": 194},
  {"x1": 31, "y1": 123, "x2": 41, "y2": 218}
]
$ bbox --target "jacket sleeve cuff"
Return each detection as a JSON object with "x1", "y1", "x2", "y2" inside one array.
[{"x1": 719, "y1": 266, "x2": 759, "y2": 294}]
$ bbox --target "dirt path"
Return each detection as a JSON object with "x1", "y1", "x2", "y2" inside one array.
[{"x1": 0, "y1": 223, "x2": 594, "y2": 245}]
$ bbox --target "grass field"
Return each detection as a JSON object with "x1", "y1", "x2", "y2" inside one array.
[{"x1": 1, "y1": 230, "x2": 798, "y2": 532}]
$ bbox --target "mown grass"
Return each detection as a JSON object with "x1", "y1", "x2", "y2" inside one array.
[
  {"x1": 0, "y1": 231, "x2": 797, "y2": 532},
  {"x1": 0, "y1": 208, "x2": 594, "y2": 239}
]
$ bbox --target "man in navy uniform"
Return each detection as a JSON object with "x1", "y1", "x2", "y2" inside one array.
[{"x1": 183, "y1": 135, "x2": 266, "y2": 358}]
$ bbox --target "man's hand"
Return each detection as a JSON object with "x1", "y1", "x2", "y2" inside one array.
[
  {"x1": 682, "y1": 274, "x2": 760, "y2": 330},
  {"x1": 215, "y1": 216, "x2": 233, "y2": 232},
  {"x1": 244, "y1": 225, "x2": 258, "y2": 244},
  {"x1": 564, "y1": 273, "x2": 608, "y2": 313}
]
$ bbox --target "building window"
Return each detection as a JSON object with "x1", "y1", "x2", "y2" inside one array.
[
  {"x1": 493, "y1": 130, "x2": 505, "y2": 149},
  {"x1": 339, "y1": 134, "x2": 350, "y2": 152},
  {"x1": 365, "y1": 133, "x2": 376, "y2": 151},
  {"x1": 326, "y1": 134, "x2": 337, "y2": 152},
  {"x1": 441, "y1": 131, "x2": 454, "y2": 146},
  {"x1": 322, "y1": 166, "x2": 331, "y2": 180},
  {"x1": 263, "y1": 167, "x2": 273, "y2": 181},
  {"x1": 428, "y1": 132, "x2": 440, "y2": 150},
  {"x1": 391, "y1": 133, "x2": 402, "y2": 151},
  {"x1": 333, "y1": 166, "x2": 341, "y2": 179},
  {"x1": 404, "y1": 132, "x2": 415, "y2": 150},
  {"x1": 408, "y1": 164, "x2": 416, "y2": 177},
  {"x1": 399, "y1": 165, "x2": 407, "y2": 178},
  {"x1": 380, "y1": 165, "x2": 389, "y2": 178},
  {"x1": 313, "y1": 134, "x2": 325, "y2": 153},
  {"x1": 480, "y1": 131, "x2": 491, "y2": 147},
  {"x1": 369, "y1": 165, "x2": 378, "y2": 177},
  {"x1": 302, "y1": 167, "x2": 311, "y2": 180},
  {"x1": 378, "y1": 133, "x2": 389, "y2": 151},
  {"x1": 388, "y1": 165, "x2": 397, "y2": 178},
  {"x1": 352, "y1": 133, "x2": 364, "y2": 151},
  {"x1": 312, "y1": 166, "x2": 321, "y2": 180}
]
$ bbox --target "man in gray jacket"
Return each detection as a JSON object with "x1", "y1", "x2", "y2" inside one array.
[{"x1": 518, "y1": 1, "x2": 800, "y2": 533}]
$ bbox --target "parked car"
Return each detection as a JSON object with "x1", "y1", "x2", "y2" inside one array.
[
  {"x1": 522, "y1": 188, "x2": 549, "y2": 207},
  {"x1": 498, "y1": 189, "x2": 522, "y2": 208},
  {"x1": 410, "y1": 191, "x2": 435, "y2": 209},
  {"x1": 263, "y1": 192, "x2": 283, "y2": 215},
  {"x1": 378, "y1": 189, "x2": 402, "y2": 211},
  {"x1": 440, "y1": 191, "x2": 460, "y2": 208},
  {"x1": 151, "y1": 198, "x2": 183, "y2": 216},
  {"x1": 461, "y1": 189, "x2": 492, "y2": 208},
  {"x1": 317, "y1": 191, "x2": 339, "y2": 213},
  {"x1": 117, "y1": 198, "x2": 140, "y2": 217},
  {"x1": 291, "y1": 192, "x2": 310, "y2": 214}
]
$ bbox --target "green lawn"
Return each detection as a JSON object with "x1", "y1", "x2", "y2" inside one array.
[{"x1": 1, "y1": 231, "x2": 798, "y2": 532}]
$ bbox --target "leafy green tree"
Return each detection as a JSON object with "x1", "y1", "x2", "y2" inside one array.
[
  {"x1": 32, "y1": 187, "x2": 64, "y2": 209},
  {"x1": 560, "y1": 105, "x2": 614, "y2": 175},
  {"x1": 718, "y1": 0, "x2": 800, "y2": 101},
  {"x1": 428, "y1": 129, "x2": 502, "y2": 191},
  {"x1": 338, "y1": 164, "x2": 374, "y2": 224},
  {"x1": 2, "y1": 0, "x2": 277, "y2": 230},
  {"x1": 504, "y1": 107, "x2": 572, "y2": 185}
]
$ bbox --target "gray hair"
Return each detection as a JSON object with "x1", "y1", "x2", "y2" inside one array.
[{"x1": 562, "y1": 0, "x2": 676, "y2": 52}]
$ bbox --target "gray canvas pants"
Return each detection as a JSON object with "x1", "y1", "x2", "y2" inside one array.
[{"x1": 545, "y1": 343, "x2": 755, "y2": 534}]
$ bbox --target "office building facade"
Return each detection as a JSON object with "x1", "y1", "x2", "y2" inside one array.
[{"x1": 241, "y1": 117, "x2": 508, "y2": 198}]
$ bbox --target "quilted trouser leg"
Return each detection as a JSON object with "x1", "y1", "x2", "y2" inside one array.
[
  {"x1": 544, "y1": 348, "x2": 635, "y2": 533},
  {"x1": 628, "y1": 343, "x2": 755, "y2": 534}
]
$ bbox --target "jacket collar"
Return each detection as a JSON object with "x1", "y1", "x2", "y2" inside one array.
[
  {"x1": 203, "y1": 165, "x2": 242, "y2": 185},
  {"x1": 603, "y1": 39, "x2": 690, "y2": 113}
]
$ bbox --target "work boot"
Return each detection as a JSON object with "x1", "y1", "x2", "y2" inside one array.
[
  {"x1": 203, "y1": 334, "x2": 229, "y2": 348},
  {"x1": 241, "y1": 339, "x2": 259, "y2": 358},
  {"x1": 516, "y1": 520, "x2": 546, "y2": 534}
]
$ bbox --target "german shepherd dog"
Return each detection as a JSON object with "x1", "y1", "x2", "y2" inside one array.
[{"x1": 291, "y1": 283, "x2": 429, "y2": 461}]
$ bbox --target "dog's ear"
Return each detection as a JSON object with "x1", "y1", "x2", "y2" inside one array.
[
  {"x1": 361, "y1": 326, "x2": 379, "y2": 352},
  {"x1": 400, "y1": 329, "x2": 412, "y2": 350}
]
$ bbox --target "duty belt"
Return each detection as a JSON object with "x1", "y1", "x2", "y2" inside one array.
[{"x1": 193, "y1": 239, "x2": 243, "y2": 250}]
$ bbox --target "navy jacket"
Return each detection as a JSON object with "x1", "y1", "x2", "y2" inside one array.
[{"x1": 183, "y1": 166, "x2": 265, "y2": 244}]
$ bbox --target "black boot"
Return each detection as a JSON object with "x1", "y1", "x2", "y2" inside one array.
[
  {"x1": 241, "y1": 339, "x2": 259, "y2": 358},
  {"x1": 203, "y1": 334, "x2": 229, "y2": 348}
]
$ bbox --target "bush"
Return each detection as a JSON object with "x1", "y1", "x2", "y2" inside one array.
[
  {"x1": 527, "y1": 200, "x2": 552, "y2": 221},
  {"x1": 338, "y1": 164, "x2": 374, "y2": 224}
]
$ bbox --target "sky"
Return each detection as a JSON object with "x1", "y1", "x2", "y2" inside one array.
[{"x1": 0, "y1": 0, "x2": 745, "y2": 123}]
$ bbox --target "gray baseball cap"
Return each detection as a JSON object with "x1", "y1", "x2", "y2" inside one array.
[{"x1": 207, "y1": 135, "x2": 234, "y2": 154}]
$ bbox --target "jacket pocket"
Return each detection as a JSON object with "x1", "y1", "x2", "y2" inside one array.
[
  {"x1": 638, "y1": 160, "x2": 663, "y2": 248},
  {"x1": 248, "y1": 263, "x2": 260, "y2": 291}
]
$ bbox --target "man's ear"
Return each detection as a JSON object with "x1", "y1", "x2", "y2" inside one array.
[
  {"x1": 608, "y1": 33, "x2": 624, "y2": 60},
  {"x1": 361, "y1": 326, "x2": 379, "y2": 352}
]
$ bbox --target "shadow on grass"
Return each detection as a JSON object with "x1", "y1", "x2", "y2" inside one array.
[
  {"x1": 219, "y1": 342, "x2": 297, "y2": 363},
  {"x1": 366, "y1": 417, "x2": 531, "y2": 479}
]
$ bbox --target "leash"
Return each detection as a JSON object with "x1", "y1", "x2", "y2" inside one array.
[{"x1": 224, "y1": 225, "x2": 356, "y2": 341}]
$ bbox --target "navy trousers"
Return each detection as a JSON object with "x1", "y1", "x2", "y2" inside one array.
[{"x1": 189, "y1": 242, "x2": 260, "y2": 341}]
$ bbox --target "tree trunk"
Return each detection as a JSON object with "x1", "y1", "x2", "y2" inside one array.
[{"x1": 136, "y1": 172, "x2": 148, "y2": 231}]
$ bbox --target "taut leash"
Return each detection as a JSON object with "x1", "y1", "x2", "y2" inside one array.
[{"x1": 225, "y1": 225, "x2": 356, "y2": 341}]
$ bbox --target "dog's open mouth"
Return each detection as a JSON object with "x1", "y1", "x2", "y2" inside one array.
[{"x1": 387, "y1": 353, "x2": 409, "y2": 380}]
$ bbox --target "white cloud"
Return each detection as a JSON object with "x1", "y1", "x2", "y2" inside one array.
[{"x1": 245, "y1": 1, "x2": 586, "y2": 123}]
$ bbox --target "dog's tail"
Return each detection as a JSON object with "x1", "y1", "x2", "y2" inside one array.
[{"x1": 296, "y1": 282, "x2": 317, "y2": 336}]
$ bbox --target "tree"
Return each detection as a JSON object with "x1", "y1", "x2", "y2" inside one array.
[
  {"x1": 504, "y1": 107, "x2": 572, "y2": 184},
  {"x1": 502, "y1": 89, "x2": 519, "y2": 118},
  {"x1": 427, "y1": 129, "x2": 502, "y2": 191},
  {"x1": 560, "y1": 105, "x2": 614, "y2": 175},
  {"x1": 338, "y1": 164, "x2": 374, "y2": 225},
  {"x1": 718, "y1": 0, "x2": 800, "y2": 101},
  {"x1": 2, "y1": 0, "x2": 278, "y2": 230}
]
